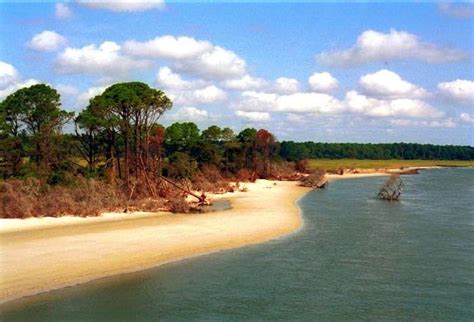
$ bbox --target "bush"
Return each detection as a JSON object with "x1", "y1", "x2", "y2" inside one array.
[
  {"x1": 235, "y1": 169, "x2": 254, "y2": 182},
  {"x1": 295, "y1": 160, "x2": 310, "y2": 173}
]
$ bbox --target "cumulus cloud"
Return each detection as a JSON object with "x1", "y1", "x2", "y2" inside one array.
[
  {"x1": 76, "y1": 0, "x2": 165, "y2": 12},
  {"x1": 235, "y1": 110, "x2": 271, "y2": 122},
  {"x1": 0, "y1": 61, "x2": 19, "y2": 89},
  {"x1": 124, "y1": 35, "x2": 247, "y2": 79},
  {"x1": 275, "y1": 77, "x2": 300, "y2": 94},
  {"x1": 317, "y1": 29, "x2": 466, "y2": 67},
  {"x1": 0, "y1": 61, "x2": 39, "y2": 99},
  {"x1": 56, "y1": 41, "x2": 149, "y2": 76},
  {"x1": 308, "y1": 72, "x2": 338, "y2": 93},
  {"x1": 28, "y1": 30, "x2": 67, "y2": 52},
  {"x1": 192, "y1": 85, "x2": 227, "y2": 103},
  {"x1": 459, "y1": 112, "x2": 474, "y2": 123},
  {"x1": 124, "y1": 36, "x2": 211, "y2": 60},
  {"x1": 155, "y1": 67, "x2": 227, "y2": 106},
  {"x1": 236, "y1": 91, "x2": 343, "y2": 114},
  {"x1": 222, "y1": 75, "x2": 267, "y2": 91},
  {"x1": 345, "y1": 90, "x2": 443, "y2": 119},
  {"x1": 437, "y1": 79, "x2": 474, "y2": 103},
  {"x1": 359, "y1": 69, "x2": 429, "y2": 99},
  {"x1": 169, "y1": 107, "x2": 209, "y2": 122},
  {"x1": 56, "y1": 3, "x2": 72, "y2": 19},
  {"x1": 156, "y1": 66, "x2": 207, "y2": 90},
  {"x1": 390, "y1": 118, "x2": 457, "y2": 128}
]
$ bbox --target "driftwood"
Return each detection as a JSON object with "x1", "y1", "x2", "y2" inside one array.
[
  {"x1": 378, "y1": 174, "x2": 403, "y2": 201},
  {"x1": 300, "y1": 170, "x2": 328, "y2": 189},
  {"x1": 157, "y1": 175, "x2": 208, "y2": 204}
]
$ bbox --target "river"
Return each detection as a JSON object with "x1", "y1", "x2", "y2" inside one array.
[{"x1": 1, "y1": 168, "x2": 473, "y2": 321}]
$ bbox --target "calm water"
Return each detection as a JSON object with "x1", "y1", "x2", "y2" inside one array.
[{"x1": 1, "y1": 168, "x2": 473, "y2": 321}]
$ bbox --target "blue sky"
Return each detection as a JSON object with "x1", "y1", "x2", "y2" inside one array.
[{"x1": 0, "y1": 1, "x2": 473, "y2": 145}]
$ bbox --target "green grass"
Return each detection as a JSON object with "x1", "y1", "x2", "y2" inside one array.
[{"x1": 308, "y1": 159, "x2": 474, "y2": 171}]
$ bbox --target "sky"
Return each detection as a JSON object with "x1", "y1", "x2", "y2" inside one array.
[{"x1": 0, "y1": 1, "x2": 473, "y2": 145}]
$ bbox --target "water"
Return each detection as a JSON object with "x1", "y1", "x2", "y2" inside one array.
[{"x1": 1, "y1": 168, "x2": 473, "y2": 321}]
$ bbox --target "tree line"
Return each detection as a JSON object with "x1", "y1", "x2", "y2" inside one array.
[
  {"x1": 1, "y1": 82, "x2": 472, "y2": 188},
  {"x1": 280, "y1": 141, "x2": 474, "y2": 161}
]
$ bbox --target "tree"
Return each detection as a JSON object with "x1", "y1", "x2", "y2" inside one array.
[
  {"x1": 93, "y1": 82, "x2": 172, "y2": 186},
  {"x1": 1, "y1": 84, "x2": 73, "y2": 173},
  {"x1": 237, "y1": 128, "x2": 257, "y2": 170},
  {"x1": 201, "y1": 125, "x2": 223, "y2": 142},
  {"x1": 165, "y1": 122, "x2": 200, "y2": 153},
  {"x1": 255, "y1": 129, "x2": 278, "y2": 177}
]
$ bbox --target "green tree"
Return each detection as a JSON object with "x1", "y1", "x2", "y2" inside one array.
[{"x1": 1, "y1": 84, "x2": 73, "y2": 173}]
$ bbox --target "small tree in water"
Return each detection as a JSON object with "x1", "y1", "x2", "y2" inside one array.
[{"x1": 378, "y1": 174, "x2": 404, "y2": 201}]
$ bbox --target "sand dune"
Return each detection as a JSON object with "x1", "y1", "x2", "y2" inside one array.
[{"x1": 0, "y1": 180, "x2": 309, "y2": 304}]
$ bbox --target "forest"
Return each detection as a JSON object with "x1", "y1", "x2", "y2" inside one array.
[
  {"x1": 0, "y1": 82, "x2": 472, "y2": 218},
  {"x1": 280, "y1": 141, "x2": 474, "y2": 161}
]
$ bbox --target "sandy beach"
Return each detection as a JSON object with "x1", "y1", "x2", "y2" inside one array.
[{"x1": 0, "y1": 180, "x2": 310, "y2": 304}]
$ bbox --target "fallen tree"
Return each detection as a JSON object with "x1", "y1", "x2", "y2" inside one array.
[
  {"x1": 299, "y1": 169, "x2": 328, "y2": 188},
  {"x1": 378, "y1": 174, "x2": 403, "y2": 201}
]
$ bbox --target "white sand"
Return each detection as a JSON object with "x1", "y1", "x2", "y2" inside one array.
[{"x1": 0, "y1": 180, "x2": 310, "y2": 304}]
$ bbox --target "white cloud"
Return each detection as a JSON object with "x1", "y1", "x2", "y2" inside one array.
[
  {"x1": 275, "y1": 77, "x2": 300, "y2": 94},
  {"x1": 28, "y1": 30, "x2": 67, "y2": 52},
  {"x1": 124, "y1": 36, "x2": 211, "y2": 60},
  {"x1": 308, "y1": 72, "x2": 338, "y2": 93},
  {"x1": 0, "y1": 61, "x2": 39, "y2": 99},
  {"x1": 317, "y1": 29, "x2": 466, "y2": 67},
  {"x1": 156, "y1": 66, "x2": 206, "y2": 90},
  {"x1": 359, "y1": 69, "x2": 429, "y2": 99},
  {"x1": 0, "y1": 61, "x2": 19, "y2": 89},
  {"x1": 55, "y1": 3, "x2": 72, "y2": 19},
  {"x1": 437, "y1": 79, "x2": 474, "y2": 103},
  {"x1": 77, "y1": 0, "x2": 165, "y2": 12},
  {"x1": 459, "y1": 112, "x2": 474, "y2": 124},
  {"x1": 56, "y1": 41, "x2": 149, "y2": 76},
  {"x1": 277, "y1": 92, "x2": 344, "y2": 114},
  {"x1": 174, "y1": 45, "x2": 247, "y2": 80},
  {"x1": 192, "y1": 85, "x2": 227, "y2": 103},
  {"x1": 345, "y1": 90, "x2": 443, "y2": 119},
  {"x1": 236, "y1": 91, "x2": 343, "y2": 114},
  {"x1": 124, "y1": 35, "x2": 247, "y2": 80},
  {"x1": 235, "y1": 110, "x2": 271, "y2": 122},
  {"x1": 390, "y1": 118, "x2": 457, "y2": 128},
  {"x1": 222, "y1": 74, "x2": 267, "y2": 91},
  {"x1": 169, "y1": 106, "x2": 209, "y2": 122}
]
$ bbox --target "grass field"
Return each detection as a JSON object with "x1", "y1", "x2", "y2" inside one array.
[{"x1": 308, "y1": 159, "x2": 474, "y2": 170}]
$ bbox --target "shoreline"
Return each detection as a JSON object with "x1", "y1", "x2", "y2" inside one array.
[
  {"x1": 0, "y1": 180, "x2": 310, "y2": 305},
  {"x1": 0, "y1": 168, "x2": 441, "y2": 305}
]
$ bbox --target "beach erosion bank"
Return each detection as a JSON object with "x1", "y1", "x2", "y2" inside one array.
[{"x1": 0, "y1": 180, "x2": 311, "y2": 304}]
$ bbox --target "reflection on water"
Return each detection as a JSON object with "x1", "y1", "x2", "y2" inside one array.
[{"x1": 1, "y1": 168, "x2": 473, "y2": 321}]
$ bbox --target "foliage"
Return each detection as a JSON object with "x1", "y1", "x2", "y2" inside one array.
[{"x1": 280, "y1": 141, "x2": 474, "y2": 161}]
